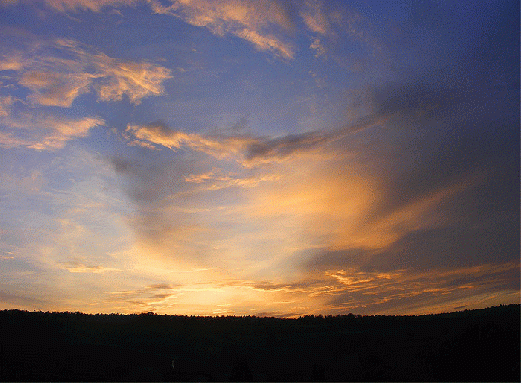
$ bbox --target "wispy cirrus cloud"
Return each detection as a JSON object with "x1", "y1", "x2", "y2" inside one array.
[
  {"x1": 124, "y1": 123, "x2": 336, "y2": 167},
  {"x1": 2, "y1": 0, "x2": 382, "y2": 62},
  {"x1": 185, "y1": 169, "x2": 280, "y2": 191},
  {"x1": 123, "y1": 112, "x2": 388, "y2": 167},
  {"x1": 0, "y1": 33, "x2": 170, "y2": 150},
  {"x1": 0, "y1": 37, "x2": 171, "y2": 107},
  {"x1": 299, "y1": 0, "x2": 331, "y2": 36},
  {"x1": 0, "y1": 113, "x2": 104, "y2": 150},
  {"x1": 320, "y1": 262, "x2": 520, "y2": 315},
  {"x1": 125, "y1": 122, "x2": 330, "y2": 166},
  {"x1": 0, "y1": 95, "x2": 15, "y2": 116},
  {"x1": 0, "y1": 0, "x2": 139, "y2": 12},
  {"x1": 99, "y1": 261, "x2": 519, "y2": 316},
  {"x1": 148, "y1": 0, "x2": 295, "y2": 59},
  {"x1": 43, "y1": 0, "x2": 139, "y2": 12},
  {"x1": 125, "y1": 121, "x2": 254, "y2": 159},
  {"x1": 60, "y1": 261, "x2": 121, "y2": 273}
]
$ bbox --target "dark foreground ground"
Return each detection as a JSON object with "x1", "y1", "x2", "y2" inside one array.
[{"x1": 0, "y1": 304, "x2": 519, "y2": 382}]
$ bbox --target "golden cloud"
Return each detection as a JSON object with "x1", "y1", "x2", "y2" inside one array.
[
  {"x1": 0, "y1": 38, "x2": 171, "y2": 107},
  {"x1": 44, "y1": 0, "x2": 139, "y2": 12},
  {"x1": 149, "y1": 0, "x2": 295, "y2": 59},
  {"x1": 0, "y1": 96, "x2": 15, "y2": 117},
  {"x1": 0, "y1": 113, "x2": 104, "y2": 150},
  {"x1": 61, "y1": 262, "x2": 121, "y2": 273},
  {"x1": 125, "y1": 122, "x2": 254, "y2": 159}
]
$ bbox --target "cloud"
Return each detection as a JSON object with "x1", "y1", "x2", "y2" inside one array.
[
  {"x1": 125, "y1": 121, "x2": 253, "y2": 159},
  {"x1": 0, "y1": 37, "x2": 171, "y2": 107},
  {"x1": 101, "y1": 260, "x2": 519, "y2": 315},
  {"x1": 43, "y1": 0, "x2": 139, "y2": 12},
  {"x1": 299, "y1": 0, "x2": 331, "y2": 35},
  {"x1": 123, "y1": 108, "x2": 392, "y2": 167},
  {"x1": 3, "y1": 0, "x2": 388, "y2": 64},
  {"x1": 243, "y1": 131, "x2": 331, "y2": 165},
  {"x1": 7, "y1": 0, "x2": 385, "y2": 63},
  {"x1": 147, "y1": 283, "x2": 176, "y2": 290},
  {"x1": 321, "y1": 262, "x2": 520, "y2": 315},
  {"x1": 309, "y1": 37, "x2": 327, "y2": 57},
  {"x1": 149, "y1": 0, "x2": 379, "y2": 61},
  {"x1": 107, "y1": 153, "x2": 214, "y2": 261},
  {"x1": 19, "y1": 71, "x2": 93, "y2": 108},
  {"x1": 0, "y1": 113, "x2": 104, "y2": 150},
  {"x1": 1, "y1": 114, "x2": 104, "y2": 150},
  {"x1": 124, "y1": 122, "x2": 350, "y2": 166},
  {"x1": 0, "y1": 290, "x2": 48, "y2": 310},
  {"x1": 60, "y1": 262, "x2": 121, "y2": 273},
  {"x1": 0, "y1": 95, "x2": 15, "y2": 116},
  {"x1": 0, "y1": 0, "x2": 139, "y2": 11},
  {"x1": 185, "y1": 169, "x2": 280, "y2": 191},
  {"x1": 148, "y1": 0, "x2": 295, "y2": 59},
  {"x1": 0, "y1": 53, "x2": 23, "y2": 71}
]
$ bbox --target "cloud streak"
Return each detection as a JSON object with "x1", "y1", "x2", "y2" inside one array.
[
  {"x1": 43, "y1": 0, "x2": 139, "y2": 12},
  {"x1": 60, "y1": 262, "x2": 121, "y2": 273},
  {"x1": 148, "y1": 0, "x2": 295, "y2": 59},
  {"x1": 0, "y1": 0, "x2": 517, "y2": 316},
  {"x1": 0, "y1": 113, "x2": 104, "y2": 150},
  {"x1": 3, "y1": 0, "x2": 384, "y2": 62},
  {"x1": 0, "y1": 37, "x2": 171, "y2": 107},
  {"x1": 123, "y1": 114, "x2": 388, "y2": 167}
]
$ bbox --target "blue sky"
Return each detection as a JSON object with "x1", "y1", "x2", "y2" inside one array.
[{"x1": 0, "y1": 0, "x2": 518, "y2": 316}]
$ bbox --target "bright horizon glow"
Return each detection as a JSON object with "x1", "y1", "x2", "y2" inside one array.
[{"x1": 0, "y1": 0, "x2": 519, "y2": 317}]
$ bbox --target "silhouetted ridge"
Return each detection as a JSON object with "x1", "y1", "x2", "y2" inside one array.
[{"x1": 0, "y1": 305, "x2": 518, "y2": 381}]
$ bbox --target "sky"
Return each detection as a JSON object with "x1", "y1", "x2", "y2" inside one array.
[{"x1": 0, "y1": 0, "x2": 519, "y2": 317}]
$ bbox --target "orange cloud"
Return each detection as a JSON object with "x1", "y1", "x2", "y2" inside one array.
[
  {"x1": 300, "y1": 0, "x2": 331, "y2": 35},
  {"x1": 149, "y1": 0, "x2": 295, "y2": 59},
  {"x1": 125, "y1": 122, "x2": 252, "y2": 159},
  {"x1": 185, "y1": 169, "x2": 280, "y2": 191},
  {"x1": 1, "y1": 38, "x2": 171, "y2": 107},
  {"x1": 0, "y1": 96, "x2": 15, "y2": 117},
  {"x1": 44, "y1": 0, "x2": 139, "y2": 12},
  {"x1": 61, "y1": 263, "x2": 121, "y2": 273},
  {"x1": 0, "y1": 114, "x2": 104, "y2": 150},
  {"x1": 20, "y1": 71, "x2": 92, "y2": 108}
]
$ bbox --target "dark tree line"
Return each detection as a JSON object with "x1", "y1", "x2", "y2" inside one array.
[{"x1": 0, "y1": 305, "x2": 519, "y2": 381}]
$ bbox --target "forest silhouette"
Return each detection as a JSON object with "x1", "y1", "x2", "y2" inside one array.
[{"x1": 0, "y1": 304, "x2": 519, "y2": 381}]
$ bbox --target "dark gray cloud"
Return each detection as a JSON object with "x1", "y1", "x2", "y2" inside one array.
[
  {"x1": 0, "y1": 290, "x2": 48, "y2": 309},
  {"x1": 367, "y1": 226, "x2": 519, "y2": 272},
  {"x1": 302, "y1": 0, "x2": 519, "y2": 283},
  {"x1": 302, "y1": 248, "x2": 369, "y2": 272},
  {"x1": 244, "y1": 131, "x2": 330, "y2": 163},
  {"x1": 110, "y1": 157, "x2": 134, "y2": 174},
  {"x1": 107, "y1": 146, "x2": 204, "y2": 256},
  {"x1": 147, "y1": 283, "x2": 176, "y2": 290}
]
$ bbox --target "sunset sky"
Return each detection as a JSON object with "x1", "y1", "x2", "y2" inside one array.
[{"x1": 0, "y1": 0, "x2": 519, "y2": 317}]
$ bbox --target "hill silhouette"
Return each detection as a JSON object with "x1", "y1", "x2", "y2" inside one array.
[{"x1": 0, "y1": 305, "x2": 519, "y2": 381}]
